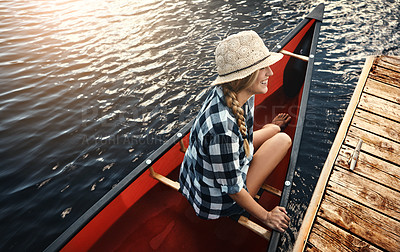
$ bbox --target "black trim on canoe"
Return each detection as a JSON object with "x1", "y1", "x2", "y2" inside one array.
[
  {"x1": 306, "y1": 3, "x2": 325, "y2": 22},
  {"x1": 267, "y1": 4, "x2": 324, "y2": 252},
  {"x1": 45, "y1": 4, "x2": 324, "y2": 252}
]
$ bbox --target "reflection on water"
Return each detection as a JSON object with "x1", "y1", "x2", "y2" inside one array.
[{"x1": 0, "y1": 0, "x2": 399, "y2": 250}]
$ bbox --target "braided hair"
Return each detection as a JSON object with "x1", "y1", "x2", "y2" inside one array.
[{"x1": 220, "y1": 70, "x2": 259, "y2": 157}]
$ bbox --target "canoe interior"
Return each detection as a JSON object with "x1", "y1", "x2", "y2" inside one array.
[
  {"x1": 59, "y1": 18, "x2": 317, "y2": 252},
  {"x1": 87, "y1": 87, "x2": 301, "y2": 252}
]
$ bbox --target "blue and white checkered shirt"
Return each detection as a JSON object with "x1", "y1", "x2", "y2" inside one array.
[{"x1": 179, "y1": 86, "x2": 254, "y2": 219}]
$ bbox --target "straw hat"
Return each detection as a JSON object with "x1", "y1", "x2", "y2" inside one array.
[{"x1": 211, "y1": 30, "x2": 283, "y2": 86}]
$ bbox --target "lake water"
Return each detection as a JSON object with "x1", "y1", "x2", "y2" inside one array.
[{"x1": 0, "y1": 0, "x2": 399, "y2": 251}]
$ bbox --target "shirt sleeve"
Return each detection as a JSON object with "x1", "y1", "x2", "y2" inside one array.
[{"x1": 208, "y1": 134, "x2": 244, "y2": 195}]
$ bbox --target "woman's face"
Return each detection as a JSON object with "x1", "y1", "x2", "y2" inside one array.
[{"x1": 247, "y1": 66, "x2": 274, "y2": 95}]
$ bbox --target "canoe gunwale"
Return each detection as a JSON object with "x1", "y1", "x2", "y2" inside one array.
[{"x1": 268, "y1": 5, "x2": 324, "y2": 251}]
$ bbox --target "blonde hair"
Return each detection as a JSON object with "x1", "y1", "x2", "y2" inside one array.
[{"x1": 221, "y1": 70, "x2": 259, "y2": 157}]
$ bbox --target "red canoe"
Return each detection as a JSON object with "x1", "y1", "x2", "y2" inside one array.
[{"x1": 46, "y1": 4, "x2": 324, "y2": 252}]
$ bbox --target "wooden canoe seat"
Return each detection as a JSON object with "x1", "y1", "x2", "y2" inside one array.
[
  {"x1": 238, "y1": 216, "x2": 271, "y2": 240},
  {"x1": 149, "y1": 166, "x2": 180, "y2": 191},
  {"x1": 280, "y1": 49, "x2": 309, "y2": 62},
  {"x1": 179, "y1": 139, "x2": 187, "y2": 153},
  {"x1": 261, "y1": 184, "x2": 282, "y2": 197},
  {"x1": 149, "y1": 165, "x2": 281, "y2": 241},
  {"x1": 148, "y1": 167, "x2": 282, "y2": 198}
]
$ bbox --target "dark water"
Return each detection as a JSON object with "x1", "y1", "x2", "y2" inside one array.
[{"x1": 0, "y1": 0, "x2": 399, "y2": 251}]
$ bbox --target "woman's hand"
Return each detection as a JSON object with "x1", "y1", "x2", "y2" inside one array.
[
  {"x1": 229, "y1": 189, "x2": 290, "y2": 233},
  {"x1": 262, "y1": 206, "x2": 290, "y2": 233}
]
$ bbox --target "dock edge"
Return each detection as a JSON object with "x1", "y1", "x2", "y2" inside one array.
[{"x1": 292, "y1": 56, "x2": 375, "y2": 252}]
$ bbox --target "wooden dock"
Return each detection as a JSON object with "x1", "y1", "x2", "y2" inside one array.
[{"x1": 293, "y1": 55, "x2": 400, "y2": 252}]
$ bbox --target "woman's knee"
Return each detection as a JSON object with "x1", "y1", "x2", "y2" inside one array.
[
  {"x1": 262, "y1": 123, "x2": 281, "y2": 133},
  {"x1": 255, "y1": 132, "x2": 292, "y2": 155},
  {"x1": 275, "y1": 132, "x2": 292, "y2": 149}
]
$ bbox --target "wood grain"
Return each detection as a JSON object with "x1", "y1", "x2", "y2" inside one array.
[
  {"x1": 292, "y1": 56, "x2": 376, "y2": 252},
  {"x1": 364, "y1": 78, "x2": 400, "y2": 104},
  {"x1": 370, "y1": 57, "x2": 400, "y2": 87},
  {"x1": 351, "y1": 110, "x2": 400, "y2": 144},
  {"x1": 328, "y1": 166, "x2": 400, "y2": 221},
  {"x1": 358, "y1": 93, "x2": 400, "y2": 123},
  {"x1": 345, "y1": 126, "x2": 400, "y2": 166},
  {"x1": 376, "y1": 55, "x2": 400, "y2": 73},
  {"x1": 307, "y1": 217, "x2": 382, "y2": 252},
  {"x1": 294, "y1": 56, "x2": 400, "y2": 252},
  {"x1": 318, "y1": 191, "x2": 400, "y2": 252},
  {"x1": 337, "y1": 145, "x2": 400, "y2": 192}
]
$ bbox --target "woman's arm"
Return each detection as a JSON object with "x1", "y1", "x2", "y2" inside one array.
[{"x1": 229, "y1": 188, "x2": 290, "y2": 232}]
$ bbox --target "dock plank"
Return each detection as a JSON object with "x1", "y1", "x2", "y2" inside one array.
[
  {"x1": 377, "y1": 55, "x2": 400, "y2": 73},
  {"x1": 345, "y1": 126, "x2": 400, "y2": 166},
  {"x1": 358, "y1": 93, "x2": 400, "y2": 123},
  {"x1": 369, "y1": 65, "x2": 400, "y2": 87},
  {"x1": 306, "y1": 217, "x2": 383, "y2": 252},
  {"x1": 364, "y1": 78, "x2": 400, "y2": 104},
  {"x1": 293, "y1": 56, "x2": 400, "y2": 252},
  {"x1": 337, "y1": 145, "x2": 400, "y2": 193},
  {"x1": 352, "y1": 109, "x2": 400, "y2": 144},
  {"x1": 318, "y1": 190, "x2": 400, "y2": 252},
  {"x1": 328, "y1": 166, "x2": 400, "y2": 221}
]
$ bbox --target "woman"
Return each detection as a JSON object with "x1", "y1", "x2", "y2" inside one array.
[{"x1": 179, "y1": 30, "x2": 291, "y2": 233}]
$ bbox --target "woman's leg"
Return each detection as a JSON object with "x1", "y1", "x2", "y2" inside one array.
[
  {"x1": 247, "y1": 132, "x2": 292, "y2": 197},
  {"x1": 253, "y1": 113, "x2": 291, "y2": 150},
  {"x1": 253, "y1": 124, "x2": 281, "y2": 150}
]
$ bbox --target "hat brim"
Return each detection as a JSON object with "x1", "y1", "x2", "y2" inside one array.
[{"x1": 211, "y1": 52, "x2": 284, "y2": 86}]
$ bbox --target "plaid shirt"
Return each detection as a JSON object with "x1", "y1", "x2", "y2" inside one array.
[{"x1": 179, "y1": 86, "x2": 254, "y2": 219}]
